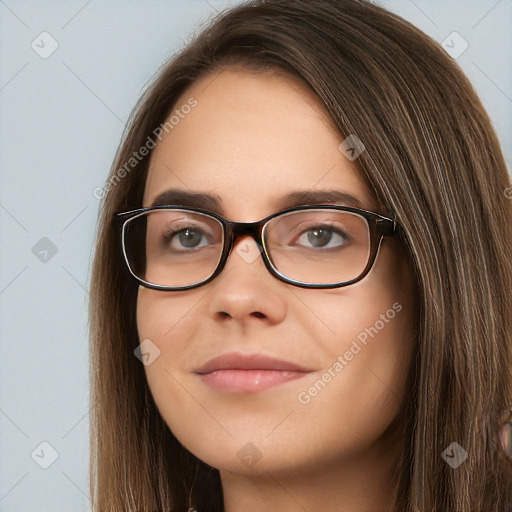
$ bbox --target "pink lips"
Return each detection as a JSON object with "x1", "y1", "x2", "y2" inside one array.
[{"x1": 194, "y1": 352, "x2": 314, "y2": 393}]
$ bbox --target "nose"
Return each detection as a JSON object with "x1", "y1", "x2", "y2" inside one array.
[
  {"x1": 206, "y1": 234, "x2": 287, "y2": 326},
  {"x1": 227, "y1": 220, "x2": 262, "y2": 251}
]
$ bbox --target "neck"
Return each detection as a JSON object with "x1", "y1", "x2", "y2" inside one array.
[{"x1": 220, "y1": 430, "x2": 399, "y2": 512}]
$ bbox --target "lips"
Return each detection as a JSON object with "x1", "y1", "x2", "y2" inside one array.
[{"x1": 194, "y1": 352, "x2": 314, "y2": 393}]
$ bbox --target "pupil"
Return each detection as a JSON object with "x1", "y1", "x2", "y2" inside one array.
[
  {"x1": 308, "y1": 229, "x2": 332, "y2": 247},
  {"x1": 179, "y1": 229, "x2": 201, "y2": 247}
]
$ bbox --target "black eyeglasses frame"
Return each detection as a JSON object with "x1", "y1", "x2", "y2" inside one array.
[{"x1": 114, "y1": 204, "x2": 396, "y2": 291}]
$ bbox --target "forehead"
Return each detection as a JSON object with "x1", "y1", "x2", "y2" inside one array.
[{"x1": 143, "y1": 66, "x2": 375, "y2": 217}]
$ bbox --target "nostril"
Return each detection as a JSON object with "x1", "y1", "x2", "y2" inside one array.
[{"x1": 251, "y1": 312, "x2": 265, "y2": 319}]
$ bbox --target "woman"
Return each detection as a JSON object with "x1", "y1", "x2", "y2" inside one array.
[{"x1": 88, "y1": 0, "x2": 512, "y2": 510}]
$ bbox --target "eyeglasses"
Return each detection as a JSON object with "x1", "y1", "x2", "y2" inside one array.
[{"x1": 115, "y1": 205, "x2": 395, "y2": 291}]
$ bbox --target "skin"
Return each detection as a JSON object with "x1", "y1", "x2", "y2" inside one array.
[{"x1": 136, "y1": 66, "x2": 417, "y2": 512}]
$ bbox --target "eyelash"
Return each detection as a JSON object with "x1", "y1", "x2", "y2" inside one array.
[{"x1": 162, "y1": 222, "x2": 351, "y2": 250}]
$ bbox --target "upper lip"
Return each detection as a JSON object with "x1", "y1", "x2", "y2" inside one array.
[{"x1": 194, "y1": 352, "x2": 314, "y2": 374}]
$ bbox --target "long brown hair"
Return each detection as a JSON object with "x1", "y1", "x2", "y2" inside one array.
[{"x1": 88, "y1": 0, "x2": 512, "y2": 510}]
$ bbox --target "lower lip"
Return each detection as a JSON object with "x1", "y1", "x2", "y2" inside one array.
[{"x1": 198, "y1": 369, "x2": 310, "y2": 393}]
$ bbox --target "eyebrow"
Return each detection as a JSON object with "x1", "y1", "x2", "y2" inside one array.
[{"x1": 148, "y1": 188, "x2": 366, "y2": 214}]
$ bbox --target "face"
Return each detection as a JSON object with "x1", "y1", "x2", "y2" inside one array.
[{"x1": 136, "y1": 66, "x2": 417, "y2": 479}]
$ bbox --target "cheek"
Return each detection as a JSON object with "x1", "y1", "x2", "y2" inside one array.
[
  {"x1": 298, "y1": 241, "x2": 416, "y2": 404},
  {"x1": 291, "y1": 269, "x2": 414, "y2": 456},
  {"x1": 136, "y1": 286, "x2": 199, "y2": 350},
  {"x1": 136, "y1": 287, "x2": 198, "y2": 390},
  {"x1": 299, "y1": 244, "x2": 414, "y2": 361},
  {"x1": 136, "y1": 288, "x2": 201, "y2": 437}
]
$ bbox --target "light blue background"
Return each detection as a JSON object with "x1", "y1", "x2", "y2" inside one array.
[{"x1": 0, "y1": 1, "x2": 510, "y2": 510}]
